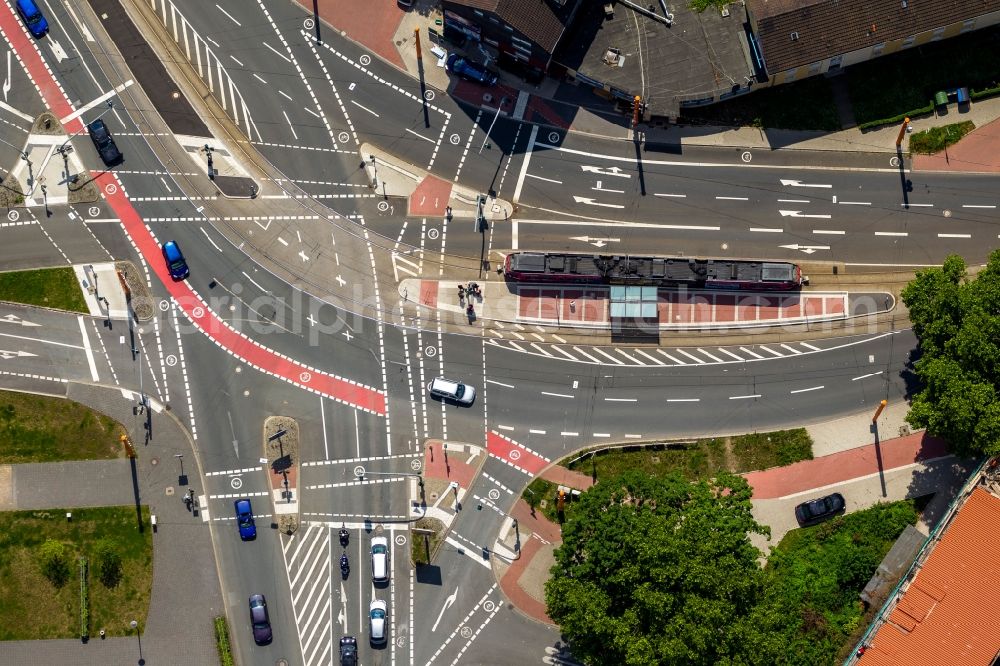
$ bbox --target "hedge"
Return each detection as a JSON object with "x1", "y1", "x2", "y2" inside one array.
[
  {"x1": 78, "y1": 558, "x2": 89, "y2": 642},
  {"x1": 857, "y1": 101, "x2": 934, "y2": 131},
  {"x1": 214, "y1": 615, "x2": 235, "y2": 666}
]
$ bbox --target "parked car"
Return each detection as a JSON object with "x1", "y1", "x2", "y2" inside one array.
[
  {"x1": 446, "y1": 54, "x2": 498, "y2": 86},
  {"x1": 15, "y1": 0, "x2": 48, "y2": 38},
  {"x1": 87, "y1": 119, "x2": 123, "y2": 166},
  {"x1": 339, "y1": 635, "x2": 358, "y2": 665},
  {"x1": 234, "y1": 499, "x2": 256, "y2": 540},
  {"x1": 427, "y1": 377, "x2": 476, "y2": 405},
  {"x1": 248, "y1": 594, "x2": 272, "y2": 644},
  {"x1": 794, "y1": 492, "x2": 846, "y2": 526},
  {"x1": 371, "y1": 536, "x2": 390, "y2": 583},
  {"x1": 369, "y1": 598, "x2": 387, "y2": 645},
  {"x1": 161, "y1": 240, "x2": 190, "y2": 280}
]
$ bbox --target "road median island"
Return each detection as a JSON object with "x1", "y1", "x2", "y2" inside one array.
[{"x1": 264, "y1": 416, "x2": 300, "y2": 535}]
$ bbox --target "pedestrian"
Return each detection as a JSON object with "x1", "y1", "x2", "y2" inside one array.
[{"x1": 457, "y1": 284, "x2": 465, "y2": 303}]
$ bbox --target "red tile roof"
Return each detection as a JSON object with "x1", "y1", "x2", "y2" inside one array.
[
  {"x1": 748, "y1": 0, "x2": 1000, "y2": 74},
  {"x1": 861, "y1": 487, "x2": 1000, "y2": 665}
]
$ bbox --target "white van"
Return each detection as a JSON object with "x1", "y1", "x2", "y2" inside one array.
[{"x1": 428, "y1": 377, "x2": 476, "y2": 405}]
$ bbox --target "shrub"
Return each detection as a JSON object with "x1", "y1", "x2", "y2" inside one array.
[
  {"x1": 908, "y1": 120, "x2": 976, "y2": 154},
  {"x1": 79, "y1": 558, "x2": 89, "y2": 641},
  {"x1": 94, "y1": 538, "x2": 123, "y2": 588},
  {"x1": 38, "y1": 539, "x2": 70, "y2": 587},
  {"x1": 214, "y1": 616, "x2": 235, "y2": 666}
]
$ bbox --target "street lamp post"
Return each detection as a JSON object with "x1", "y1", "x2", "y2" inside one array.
[
  {"x1": 0, "y1": 136, "x2": 34, "y2": 187},
  {"x1": 479, "y1": 97, "x2": 507, "y2": 154},
  {"x1": 174, "y1": 453, "x2": 186, "y2": 485},
  {"x1": 129, "y1": 619, "x2": 144, "y2": 664}
]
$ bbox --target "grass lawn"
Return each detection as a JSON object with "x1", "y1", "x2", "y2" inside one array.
[
  {"x1": 764, "y1": 500, "x2": 919, "y2": 665},
  {"x1": 0, "y1": 390, "x2": 125, "y2": 463},
  {"x1": 0, "y1": 507, "x2": 153, "y2": 639},
  {"x1": 680, "y1": 76, "x2": 841, "y2": 131},
  {"x1": 848, "y1": 27, "x2": 1000, "y2": 125},
  {"x1": 563, "y1": 429, "x2": 813, "y2": 481},
  {"x1": 908, "y1": 120, "x2": 976, "y2": 154},
  {"x1": 0, "y1": 267, "x2": 88, "y2": 313},
  {"x1": 411, "y1": 517, "x2": 446, "y2": 566}
]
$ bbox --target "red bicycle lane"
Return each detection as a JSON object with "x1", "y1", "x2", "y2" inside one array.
[
  {"x1": 486, "y1": 431, "x2": 550, "y2": 475},
  {"x1": 2, "y1": 2, "x2": 386, "y2": 416}
]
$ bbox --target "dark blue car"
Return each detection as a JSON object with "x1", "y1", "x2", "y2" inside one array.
[
  {"x1": 446, "y1": 54, "x2": 498, "y2": 87},
  {"x1": 161, "y1": 240, "x2": 189, "y2": 280},
  {"x1": 16, "y1": 0, "x2": 49, "y2": 38},
  {"x1": 234, "y1": 499, "x2": 256, "y2": 540}
]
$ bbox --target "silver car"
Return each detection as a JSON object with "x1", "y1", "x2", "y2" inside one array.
[{"x1": 369, "y1": 598, "x2": 387, "y2": 645}]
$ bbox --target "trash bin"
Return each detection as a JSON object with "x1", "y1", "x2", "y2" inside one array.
[
  {"x1": 956, "y1": 87, "x2": 970, "y2": 104},
  {"x1": 934, "y1": 90, "x2": 949, "y2": 107}
]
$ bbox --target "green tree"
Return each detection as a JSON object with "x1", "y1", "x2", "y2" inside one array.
[
  {"x1": 544, "y1": 471, "x2": 775, "y2": 666},
  {"x1": 38, "y1": 539, "x2": 70, "y2": 587},
  {"x1": 94, "y1": 538, "x2": 123, "y2": 588},
  {"x1": 902, "y1": 251, "x2": 1000, "y2": 457}
]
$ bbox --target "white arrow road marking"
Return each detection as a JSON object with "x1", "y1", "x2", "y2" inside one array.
[
  {"x1": 63, "y1": 2, "x2": 95, "y2": 41},
  {"x1": 779, "y1": 244, "x2": 831, "y2": 254},
  {"x1": 49, "y1": 40, "x2": 68, "y2": 63},
  {"x1": 1, "y1": 314, "x2": 40, "y2": 327},
  {"x1": 779, "y1": 179, "x2": 832, "y2": 188},
  {"x1": 570, "y1": 235, "x2": 620, "y2": 248},
  {"x1": 3, "y1": 51, "x2": 11, "y2": 101},
  {"x1": 779, "y1": 209, "x2": 831, "y2": 219},
  {"x1": 581, "y1": 165, "x2": 631, "y2": 178},
  {"x1": 431, "y1": 587, "x2": 459, "y2": 632},
  {"x1": 0, "y1": 349, "x2": 36, "y2": 360},
  {"x1": 573, "y1": 196, "x2": 624, "y2": 209}
]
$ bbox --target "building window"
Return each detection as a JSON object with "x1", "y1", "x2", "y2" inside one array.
[
  {"x1": 962, "y1": 19, "x2": 976, "y2": 33},
  {"x1": 932, "y1": 26, "x2": 945, "y2": 41},
  {"x1": 902, "y1": 35, "x2": 915, "y2": 48},
  {"x1": 783, "y1": 70, "x2": 796, "y2": 83},
  {"x1": 473, "y1": 9, "x2": 483, "y2": 16},
  {"x1": 489, "y1": 16, "x2": 499, "y2": 24},
  {"x1": 809, "y1": 61, "x2": 822, "y2": 74},
  {"x1": 828, "y1": 54, "x2": 843, "y2": 70},
  {"x1": 511, "y1": 34, "x2": 532, "y2": 48},
  {"x1": 504, "y1": 24, "x2": 513, "y2": 32},
  {"x1": 872, "y1": 43, "x2": 885, "y2": 56}
]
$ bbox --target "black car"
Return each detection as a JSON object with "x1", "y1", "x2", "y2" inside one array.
[
  {"x1": 340, "y1": 635, "x2": 358, "y2": 665},
  {"x1": 87, "y1": 119, "x2": 123, "y2": 166},
  {"x1": 249, "y1": 594, "x2": 272, "y2": 645},
  {"x1": 794, "y1": 492, "x2": 846, "y2": 526}
]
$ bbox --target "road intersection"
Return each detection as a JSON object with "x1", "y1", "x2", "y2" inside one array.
[{"x1": 0, "y1": 0, "x2": 995, "y2": 664}]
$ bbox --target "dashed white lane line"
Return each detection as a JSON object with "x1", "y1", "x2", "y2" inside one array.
[
  {"x1": 875, "y1": 231, "x2": 908, "y2": 236},
  {"x1": 654, "y1": 193, "x2": 686, "y2": 198},
  {"x1": 529, "y1": 428, "x2": 546, "y2": 434},
  {"x1": 730, "y1": 394, "x2": 761, "y2": 400},
  {"x1": 837, "y1": 201, "x2": 871, "y2": 206},
  {"x1": 604, "y1": 398, "x2": 637, "y2": 402},
  {"x1": 790, "y1": 385, "x2": 825, "y2": 394},
  {"x1": 852, "y1": 370, "x2": 884, "y2": 381},
  {"x1": 486, "y1": 379, "x2": 514, "y2": 388},
  {"x1": 525, "y1": 173, "x2": 562, "y2": 184},
  {"x1": 497, "y1": 425, "x2": 514, "y2": 431},
  {"x1": 716, "y1": 196, "x2": 749, "y2": 201},
  {"x1": 813, "y1": 229, "x2": 846, "y2": 235},
  {"x1": 750, "y1": 227, "x2": 783, "y2": 233},
  {"x1": 904, "y1": 203, "x2": 933, "y2": 207},
  {"x1": 964, "y1": 204, "x2": 997, "y2": 209},
  {"x1": 405, "y1": 127, "x2": 435, "y2": 143},
  {"x1": 624, "y1": 434, "x2": 642, "y2": 439},
  {"x1": 593, "y1": 433, "x2": 611, "y2": 438},
  {"x1": 350, "y1": 100, "x2": 379, "y2": 117},
  {"x1": 560, "y1": 431, "x2": 579, "y2": 437},
  {"x1": 667, "y1": 398, "x2": 700, "y2": 402},
  {"x1": 541, "y1": 391, "x2": 574, "y2": 399},
  {"x1": 200, "y1": 226, "x2": 223, "y2": 252},
  {"x1": 939, "y1": 233, "x2": 971, "y2": 238},
  {"x1": 262, "y1": 40, "x2": 291, "y2": 63}
]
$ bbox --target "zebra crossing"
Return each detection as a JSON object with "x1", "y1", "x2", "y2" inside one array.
[
  {"x1": 486, "y1": 337, "x2": 829, "y2": 366},
  {"x1": 144, "y1": 0, "x2": 262, "y2": 141},
  {"x1": 282, "y1": 522, "x2": 334, "y2": 666}
]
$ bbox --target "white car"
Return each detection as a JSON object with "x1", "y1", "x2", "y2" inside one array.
[
  {"x1": 371, "y1": 536, "x2": 390, "y2": 583},
  {"x1": 428, "y1": 377, "x2": 476, "y2": 405},
  {"x1": 369, "y1": 598, "x2": 387, "y2": 645}
]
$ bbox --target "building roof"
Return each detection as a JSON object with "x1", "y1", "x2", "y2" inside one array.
[
  {"x1": 861, "y1": 487, "x2": 1000, "y2": 666},
  {"x1": 553, "y1": 1, "x2": 753, "y2": 116},
  {"x1": 749, "y1": 0, "x2": 1000, "y2": 74},
  {"x1": 448, "y1": 0, "x2": 578, "y2": 53}
]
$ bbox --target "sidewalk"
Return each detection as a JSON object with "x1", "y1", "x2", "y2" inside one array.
[
  {"x1": 493, "y1": 408, "x2": 969, "y2": 626},
  {"x1": 0, "y1": 383, "x2": 222, "y2": 665}
]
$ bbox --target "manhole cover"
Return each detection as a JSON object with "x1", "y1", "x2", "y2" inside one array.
[
  {"x1": 165, "y1": 487, "x2": 175, "y2": 496},
  {"x1": 150, "y1": 457, "x2": 159, "y2": 466}
]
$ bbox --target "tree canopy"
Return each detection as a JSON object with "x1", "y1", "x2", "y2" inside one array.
[
  {"x1": 544, "y1": 471, "x2": 774, "y2": 666},
  {"x1": 901, "y1": 251, "x2": 1000, "y2": 457}
]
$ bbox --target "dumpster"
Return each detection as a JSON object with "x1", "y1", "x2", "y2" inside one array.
[
  {"x1": 934, "y1": 90, "x2": 949, "y2": 107},
  {"x1": 956, "y1": 87, "x2": 970, "y2": 104}
]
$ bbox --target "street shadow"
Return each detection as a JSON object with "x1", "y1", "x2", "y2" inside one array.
[
  {"x1": 415, "y1": 563, "x2": 442, "y2": 585},
  {"x1": 899, "y1": 346, "x2": 923, "y2": 401},
  {"x1": 129, "y1": 456, "x2": 144, "y2": 533},
  {"x1": 902, "y1": 443, "x2": 980, "y2": 534}
]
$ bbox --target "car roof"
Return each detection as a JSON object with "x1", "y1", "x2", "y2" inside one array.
[
  {"x1": 372, "y1": 535, "x2": 388, "y2": 546},
  {"x1": 236, "y1": 499, "x2": 251, "y2": 511}
]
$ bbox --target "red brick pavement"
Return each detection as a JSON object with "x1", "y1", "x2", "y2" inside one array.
[
  {"x1": 912, "y1": 116, "x2": 1000, "y2": 173},
  {"x1": 294, "y1": 0, "x2": 406, "y2": 68},
  {"x1": 744, "y1": 432, "x2": 948, "y2": 499},
  {"x1": 497, "y1": 499, "x2": 561, "y2": 625},
  {"x1": 422, "y1": 440, "x2": 477, "y2": 489},
  {"x1": 408, "y1": 175, "x2": 452, "y2": 217},
  {"x1": 540, "y1": 465, "x2": 594, "y2": 491}
]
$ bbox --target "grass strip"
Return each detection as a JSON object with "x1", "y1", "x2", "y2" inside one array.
[
  {"x1": 0, "y1": 390, "x2": 125, "y2": 463},
  {"x1": 908, "y1": 120, "x2": 976, "y2": 154},
  {"x1": 0, "y1": 267, "x2": 87, "y2": 313},
  {"x1": 215, "y1": 615, "x2": 235, "y2": 666}
]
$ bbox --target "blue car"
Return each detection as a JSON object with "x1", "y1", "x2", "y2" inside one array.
[
  {"x1": 161, "y1": 240, "x2": 190, "y2": 280},
  {"x1": 234, "y1": 499, "x2": 256, "y2": 540},
  {"x1": 16, "y1": 0, "x2": 49, "y2": 38},
  {"x1": 446, "y1": 54, "x2": 498, "y2": 87}
]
